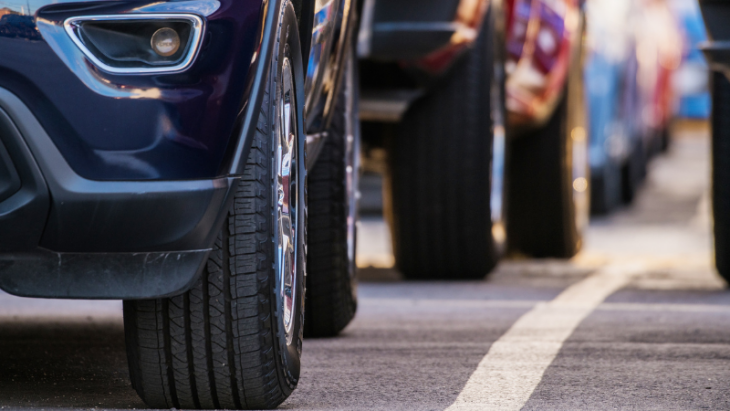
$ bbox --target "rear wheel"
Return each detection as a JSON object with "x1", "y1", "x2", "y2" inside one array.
[
  {"x1": 305, "y1": 48, "x2": 359, "y2": 337},
  {"x1": 386, "y1": 7, "x2": 506, "y2": 280},
  {"x1": 590, "y1": 160, "x2": 621, "y2": 215},
  {"x1": 621, "y1": 136, "x2": 645, "y2": 204},
  {"x1": 660, "y1": 126, "x2": 671, "y2": 153},
  {"x1": 506, "y1": 25, "x2": 589, "y2": 258},
  {"x1": 711, "y1": 72, "x2": 730, "y2": 283},
  {"x1": 123, "y1": 3, "x2": 307, "y2": 409}
]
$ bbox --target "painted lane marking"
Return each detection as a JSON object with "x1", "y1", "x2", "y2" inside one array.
[
  {"x1": 361, "y1": 299, "x2": 730, "y2": 314},
  {"x1": 360, "y1": 299, "x2": 540, "y2": 309},
  {"x1": 598, "y1": 302, "x2": 730, "y2": 313},
  {"x1": 445, "y1": 263, "x2": 644, "y2": 411}
]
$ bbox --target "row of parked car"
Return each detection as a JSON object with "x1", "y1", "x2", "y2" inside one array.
[
  {"x1": 357, "y1": 0, "x2": 681, "y2": 280},
  {"x1": 0, "y1": 0, "x2": 695, "y2": 409}
]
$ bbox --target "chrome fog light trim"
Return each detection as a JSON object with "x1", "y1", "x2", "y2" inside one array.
[{"x1": 64, "y1": 14, "x2": 204, "y2": 75}]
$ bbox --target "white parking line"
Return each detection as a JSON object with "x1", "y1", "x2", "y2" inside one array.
[
  {"x1": 598, "y1": 302, "x2": 730, "y2": 313},
  {"x1": 360, "y1": 298, "x2": 539, "y2": 308},
  {"x1": 445, "y1": 263, "x2": 644, "y2": 411},
  {"x1": 360, "y1": 299, "x2": 730, "y2": 313}
]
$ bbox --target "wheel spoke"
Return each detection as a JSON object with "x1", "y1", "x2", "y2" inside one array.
[{"x1": 276, "y1": 57, "x2": 299, "y2": 345}]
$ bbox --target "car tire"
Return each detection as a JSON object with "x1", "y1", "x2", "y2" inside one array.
[
  {"x1": 590, "y1": 160, "x2": 622, "y2": 215},
  {"x1": 305, "y1": 48, "x2": 359, "y2": 337},
  {"x1": 123, "y1": 3, "x2": 307, "y2": 409},
  {"x1": 660, "y1": 126, "x2": 671, "y2": 153},
  {"x1": 712, "y1": 72, "x2": 730, "y2": 283},
  {"x1": 621, "y1": 137, "x2": 645, "y2": 204},
  {"x1": 386, "y1": 6, "x2": 506, "y2": 280},
  {"x1": 506, "y1": 22, "x2": 589, "y2": 258}
]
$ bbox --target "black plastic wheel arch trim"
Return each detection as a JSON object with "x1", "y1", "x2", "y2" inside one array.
[
  {"x1": 0, "y1": 250, "x2": 210, "y2": 299},
  {"x1": 226, "y1": 0, "x2": 286, "y2": 176},
  {"x1": 0, "y1": 87, "x2": 238, "y2": 299},
  {"x1": 0, "y1": 87, "x2": 238, "y2": 253}
]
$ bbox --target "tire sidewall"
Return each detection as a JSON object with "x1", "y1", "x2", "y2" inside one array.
[
  {"x1": 345, "y1": 47, "x2": 360, "y2": 301},
  {"x1": 489, "y1": 1, "x2": 508, "y2": 255},
  {"x1": 567, "y1": 12, "x2": 589, "y2": 244},
  {"x1": 270, "y1": 0, "x2": 307, "y2": 390}
]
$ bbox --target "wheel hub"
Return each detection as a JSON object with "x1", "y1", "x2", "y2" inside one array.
[{"x1": 276, "y1": 57, "x2": 299, "y2": 344}]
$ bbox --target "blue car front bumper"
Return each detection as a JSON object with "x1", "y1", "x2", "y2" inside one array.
[{"x1": 0, "y1": 0, "x2": 285, "y2": 298}]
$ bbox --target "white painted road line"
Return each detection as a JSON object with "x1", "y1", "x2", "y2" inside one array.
[
  {"x1": 360, "y1": 298, "x2": 730, "y2": 314},
  {"x1": 598, "y1": 302, "x2": 730, "y2": 313},
  {"x1": 445, "y1": 264, "x2": 644, "y2": 411},
  {"x1": 360, "y1": 299, "x2": 539, "y2": 309}
]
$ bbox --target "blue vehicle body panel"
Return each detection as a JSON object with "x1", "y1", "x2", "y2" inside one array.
[
  {"x1": 675, "y1": 1, "x2": 710, "y2": 119},
  {"x1": 0, "y1": 0, "x2": 298, "y2": 298},
  {"x1": 0, "y1": 0, "x2": 263, "y2": 181},
  {"x1": 585, "y1": 52, "x2": 642, "y2": 169},
  {"x1": 585, "y1": 53, "x2": 624, "y2": 171}
]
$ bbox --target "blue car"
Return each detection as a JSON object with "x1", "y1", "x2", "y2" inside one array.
[
  {"x1": 673, "y1": 0, "x2": 711, "y2": 119},
  {"x1": 584, "y1": 0, "x2": 644, "y2": 213},
  {"x1": 585, "y1": 0, "x2": 681, "y2": 213},
  {"x1": 0, "y1": 0, "x2": 359, "y2": 408}
]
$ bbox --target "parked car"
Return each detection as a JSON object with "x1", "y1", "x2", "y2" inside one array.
[
  {"x1": 586, "y1": 0, "x2": 681, "y2": 213},
  {"x1": 585, "y1": 0, "x2": 643, "y2": 213},
  {"x1": 634, "y1": 0, "x2": 682, "y2": 157},
  {"x1": 0, "y1": 0, "x2": 357, "y2": 408},
  {"x1": 585, "y1": 0, "x2": 631, "y2": 213},
  {"x1": 357, "y1": 0, "x2": 588, "y2": 279},
  {"x1": 698, "y1": 0, "x2": 730, "y2": 283}
]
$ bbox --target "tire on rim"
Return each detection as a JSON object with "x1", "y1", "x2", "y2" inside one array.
[
  {"x1": 621, "y1": 135, "x2": 646, "y2": 205},
  {"x1": 505, "y1": 19, "x2": 589, "y2": 259},
  {"x1": 123, "y1": 2, "x2": 307, "y2": 409},
  {"x1": 386, "y1": 5, "x2": 507, "y2": 280},
  {"x1": 305, "y1": 47, "x2": 360, "y2": 337}
]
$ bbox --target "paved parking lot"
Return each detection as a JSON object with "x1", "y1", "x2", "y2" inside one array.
[{"x1": 1, "y1": 123, "x2": 729, "y2": 410}]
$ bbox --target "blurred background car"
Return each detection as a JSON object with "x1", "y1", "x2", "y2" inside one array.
[
  {"x1": 584, "y1": 0, "x2": 639, "y2": 213},
  {"x1": 634, "y1": 0, "x2": 683, "y2": 157},
  {"x1": 670, "y1": 0, "x2": 711, "y2": 120},
  {"x1": 357, "y1": 0, "x2": 509, "y2": 280},
  {"x1": 585, "y1": 0, "x2": 683, "y2": 213},
  {"x1": 356, "y1": 0, "x2": 587, "y2": 280},
  {"x1": 698, "y1": 0, "x2": 730, "y2": 283}
]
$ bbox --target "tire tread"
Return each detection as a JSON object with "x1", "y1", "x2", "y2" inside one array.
[
  {"x1": 388, "y1": 13, "x2": 497, "y2": 280},
  {"x1": 124, "y1": 4, "x2": 300, "y2": 407},
  {"x1": 713, "y1": 72, "x2": 730, "y2": 282}
]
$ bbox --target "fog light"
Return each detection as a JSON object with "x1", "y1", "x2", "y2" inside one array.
[
  {"x1": 64, "y1": 14, "x2": 204, "y2": 74},
  {"x1": 151, "y1": 28, "x2": 180, "y2": 57}
]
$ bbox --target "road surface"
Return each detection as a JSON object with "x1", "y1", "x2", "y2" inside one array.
[{"x1": 1, "y1": 123, "x2": 729, "y2": 410}]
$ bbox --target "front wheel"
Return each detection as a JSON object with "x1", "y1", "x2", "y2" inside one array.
[
  {"x1": 305, "y1": 48, "x2": 360, "y2": 337},
  {"x1": 123, "y1": 3, "x2": 307, "y2": 409},
  {"x1": 506, "y1": 24, "x2": 589, "y2": 258}
]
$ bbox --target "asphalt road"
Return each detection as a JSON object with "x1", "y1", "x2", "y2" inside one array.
[{"x1": 2, "y1": 123, "x2": 730, "y2": 410}]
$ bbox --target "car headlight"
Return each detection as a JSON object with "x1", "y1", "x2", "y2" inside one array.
[{"x1": 64, "y1": 14, "x2": 204, "y2": 74}]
